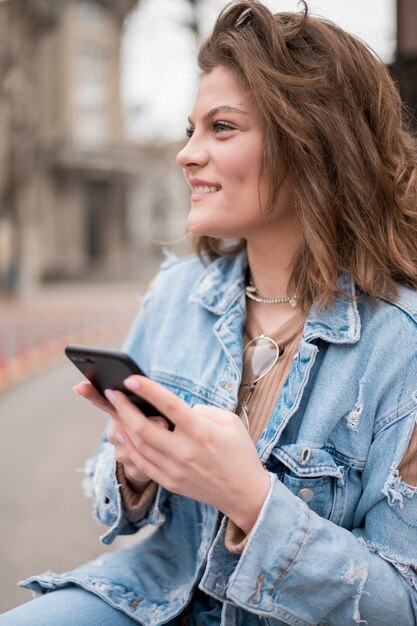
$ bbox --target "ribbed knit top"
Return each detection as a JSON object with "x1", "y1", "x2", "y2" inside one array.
[{"x1": 239, "y1": 311, "x2": 306, "y2": 443}]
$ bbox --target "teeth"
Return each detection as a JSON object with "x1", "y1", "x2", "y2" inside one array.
[{"x1": 192, "y1": 186, "x2": 219, "y2": 193}]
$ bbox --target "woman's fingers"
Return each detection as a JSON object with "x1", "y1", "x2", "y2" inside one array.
[
  {"x1": 105, "y1": 388, "x2": 175, "y2": 453},
  {"x1": 122, "y1": 430, "x2": 173, "y2": 484},
  {"x1": 108, "y1": 414, "x2": 170, "y2": 483},
  {"x1": 123, "y1": 375, "x2": 195, "y2": 430},
  {"x1": 73, "y1": 381, "x2": 118, "y2": 418},
  {"x1": 73, "y1": 379, "x2": 174, "y2": 484}
]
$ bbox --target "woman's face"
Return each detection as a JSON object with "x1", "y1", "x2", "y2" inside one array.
[{"x1": 176, "y1": 65, "x2": 294, "y2": 241}]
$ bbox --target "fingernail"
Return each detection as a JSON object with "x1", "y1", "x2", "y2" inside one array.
[
  {"x1": 115, "y1": 433, "x2": 126, "y2": 446},
  {"x1": 124, "y1": 376, "x2": 141, "y2": 390},
  {"x1": 104, "y1": 389, "x2": 117, "y2": 404},
  {"x1": 72, "y1": 385, "x2": 80, "y2": 395}
]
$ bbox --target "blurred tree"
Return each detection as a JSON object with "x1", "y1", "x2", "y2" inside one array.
[
  {"x1": 389, "y1": 0, "x2": 417, "y2": 128},
  {"x1": 0, "y1": 1, "x2": 48, "y2": 294},
  {"x1": 0, "y1": 0, "x2": 140, "y2": 295},
  {"x1": 184, "y1": 0, "x2": 201, "y2": 38}
]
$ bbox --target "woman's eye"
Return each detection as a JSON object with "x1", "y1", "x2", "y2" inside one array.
[
  {"x1": 186, "y1": 127, "x2": 194, "y2": 138},
  {"x1": 213, "y1": 121, "x2": 234, "y2": 133}
]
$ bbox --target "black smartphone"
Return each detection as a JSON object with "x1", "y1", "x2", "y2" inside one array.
[{"x1": 65, "y1": 344, "x2": 174, "y2": 430}]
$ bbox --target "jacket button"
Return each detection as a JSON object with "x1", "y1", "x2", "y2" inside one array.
[
  {"x1": 129, "y1": 596, "x2": 141, "y2": 610},
  {"x1": 297, "y1": 487, "x2": 314, "y2": 502}
]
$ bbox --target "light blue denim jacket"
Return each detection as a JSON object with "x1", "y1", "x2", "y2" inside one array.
[{"x1": 22, "y1": 251, "x2": 417, "y2": 625}]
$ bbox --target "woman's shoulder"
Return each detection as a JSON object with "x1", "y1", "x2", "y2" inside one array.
[
  {"x1": 158, "y1": 249, "x2": 206, "y2": 275},
  {"x1": 358, "y1": 284, "x2": 417, "y2": 355},
  {"x1": 143, "y1": 251, "x2": 213, "y2": 308},
  {"x1": 149, "y1": 249, "x2": 245, "y2": 302},
  {"x1": 369, "y1": 284, "x2": 417, "y2": 333},
  {"x1": 389, "y1": 284, "x2": 417, "y2": 326},
  {"x1": 150, "y1": 250, "x2": 209, "y2": 294}
]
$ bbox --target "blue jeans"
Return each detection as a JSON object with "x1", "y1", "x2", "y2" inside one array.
[{"x1": 0, "y1": 587, "x2": 183, "y2": 626}]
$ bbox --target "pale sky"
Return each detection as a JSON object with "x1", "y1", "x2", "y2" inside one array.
[{"x1": 122, "y1": 0, "x2": 396, "y2": 141}]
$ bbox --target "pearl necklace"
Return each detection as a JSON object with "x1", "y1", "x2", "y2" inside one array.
[{"x1": 245, "y1": 276, "x2": 298, "y2": 307}]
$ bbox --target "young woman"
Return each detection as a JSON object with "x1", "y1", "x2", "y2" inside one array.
[{"x1": 3, "y1": 1, "x2": 417, "y2": 624}]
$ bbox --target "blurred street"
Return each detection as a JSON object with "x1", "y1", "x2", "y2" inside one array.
[
  {"x1": 0, "y1": 282, "x2": 146, "y2": 613},
  {"x1": 0, "y1": 281, "x2": 148, "y2": 393}
]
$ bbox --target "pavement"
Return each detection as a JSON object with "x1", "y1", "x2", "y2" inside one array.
[
  {"x1": 0, "y1": 280, "x2": 148, "y2": 613},
  {"x1": 0, "y1": 361, "x2": 142, "y2": 614}
]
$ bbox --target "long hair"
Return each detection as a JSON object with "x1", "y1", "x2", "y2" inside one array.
[{"x1": 194, "y1": 0, "x2": 417, "y2": 307}]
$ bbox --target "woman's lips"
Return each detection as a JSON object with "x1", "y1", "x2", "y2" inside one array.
[
  {"x1": 192, "y1": 185, "x2": 220, "y2": 193},
  {"x1": 189, "y1": 179, "x2": 222, "y2": 199}
]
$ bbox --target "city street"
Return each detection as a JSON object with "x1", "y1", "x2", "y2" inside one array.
[
  {"x1": 0, "y1": 281, "x2": 147, "y2": 613},
  {"x1": 0, "y1": 280, "x2": 148, "y2": 392},
  {"x1": 0, "y1": 355, "x2": 139, "y2": 613}
]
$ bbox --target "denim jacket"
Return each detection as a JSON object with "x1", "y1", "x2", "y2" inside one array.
[{"x1": 21, "y1": 251, "x2": 417, "y2": 625}]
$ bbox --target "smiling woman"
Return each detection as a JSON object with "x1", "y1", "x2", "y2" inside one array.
[
  {"x1": 3, "y1": 1, "x2": 417, "y2": 625},
  {"x1": 177, "y1": 67, "x2": 289, "y2": 241}
]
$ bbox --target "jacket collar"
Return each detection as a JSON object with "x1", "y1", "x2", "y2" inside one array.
[
  {"x1": 304, "y1": 273, "x2": 361, "y2": 344},
  {"x1": 189, "y1": 250, "x2": 361, "y2": 344},
  {"x1": 189, "y1": 250, "x2": 247, "y2": 315}
]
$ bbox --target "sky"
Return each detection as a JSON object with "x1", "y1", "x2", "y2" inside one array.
[{"x1": 122, "y1": 0, "x2": 396, "y2": 141}]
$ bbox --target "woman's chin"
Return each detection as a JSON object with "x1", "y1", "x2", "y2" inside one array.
[
  {"x1": 186, "y1": 214, "x2": 245, "y2": 240},
  {"x1": 186, "y1": 218, "x2": 218, "y2": 238}
]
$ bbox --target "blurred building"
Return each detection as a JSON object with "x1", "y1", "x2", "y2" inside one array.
[
  {"x1": 390, "y1": 0, "x2": 417, "y2": 127},
  {"x1": 127, "y1": 141, "x2": 191, "y2": 269},
  {"x1": 0, "y1": 0, "x2": 142, "y2": 293}
]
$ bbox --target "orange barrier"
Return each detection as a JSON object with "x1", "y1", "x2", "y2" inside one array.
[{"x1": 0, "y1": 291, "x2": 141, "y2": 393}]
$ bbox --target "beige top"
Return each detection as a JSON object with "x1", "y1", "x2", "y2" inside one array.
[
  {"x1": 238, "y1": 311, "x2": 306, "y2": 442},
  {"x1": 117, "y1": 312, "x2": 307, "y2": 553}
]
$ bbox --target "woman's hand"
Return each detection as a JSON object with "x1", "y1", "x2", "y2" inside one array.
[
  {"x1": 103, "y1": 375, "x2": 271, "y2": 534},
  {"x1": 73, "y1": 381, "x2": 167, "y2": 488}
]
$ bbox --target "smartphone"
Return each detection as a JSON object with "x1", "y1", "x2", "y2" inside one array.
[{"x1": 65, "y1": 344, "x2": 174, "y2": 430}]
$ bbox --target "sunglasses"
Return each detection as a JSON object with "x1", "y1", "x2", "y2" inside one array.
[{"x1": 238, "y1": 334, "x2": 284, "y2": 430}]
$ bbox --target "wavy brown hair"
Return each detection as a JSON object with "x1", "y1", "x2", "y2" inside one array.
[{"x1": 193, "y1": 0, "x2": 417, "y2": 308}]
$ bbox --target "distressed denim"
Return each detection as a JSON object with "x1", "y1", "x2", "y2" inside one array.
[{"x1": 20, "y1": 251, "x2": 417, "y2": 625}]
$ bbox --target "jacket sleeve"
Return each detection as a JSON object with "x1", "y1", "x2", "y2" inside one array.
[
  {"x1": 203, "y1": 396, "x2": 417, "y2": 625},
  {"x1": 81, "y1": 253, "x2": 202, "y2": 545},
  {"x1": 81, "y1": 283, "x2": 168, "y2": 545},
  {"x1": 82, "y1": 420, "x2": 168, "y2": 545}
]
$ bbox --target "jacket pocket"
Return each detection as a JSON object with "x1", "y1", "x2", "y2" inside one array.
[{"x1": 270, "y1": 444, "x2": 347, "y2": 523}]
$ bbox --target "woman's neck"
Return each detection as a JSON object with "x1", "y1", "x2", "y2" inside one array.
[
  {"x1": 244, "y1": 224, "x2": 304, "y2": 332},
  {"x1": 246, "y1": 228, "x2": 302, "y2": 300}
]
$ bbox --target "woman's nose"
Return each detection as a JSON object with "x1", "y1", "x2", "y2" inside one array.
[{"x1": 176, "y1": 135, "x2": 209, "y2": 169}]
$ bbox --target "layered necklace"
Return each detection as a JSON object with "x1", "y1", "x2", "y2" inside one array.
[{"x1": 245, "y1": 270, "x2": 298, "y2": 308}]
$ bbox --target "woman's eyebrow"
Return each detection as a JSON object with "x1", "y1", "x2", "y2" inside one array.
[{"x1": 188, "y1": 106, "x2": 249, "y2": 124}]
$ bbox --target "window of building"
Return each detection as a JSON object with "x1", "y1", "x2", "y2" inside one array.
[
  {"x1": 78, "y1": 1, "x2": 105, "y2": 27},
  {"x1": 84, "y1": 182, "x2": 108, "y2": 260},
  {"x1": 73, "y1": 43, "x2": 109, "y2": 145}
]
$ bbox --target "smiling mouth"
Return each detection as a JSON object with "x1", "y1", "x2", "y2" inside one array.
[{"x1": 192, "y1": 185, "x2": 221, "y2": 194}]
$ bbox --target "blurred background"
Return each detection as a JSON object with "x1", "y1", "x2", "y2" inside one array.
[{"x1": 0, "y1": 0, "x2": 416, "y2": 613}]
